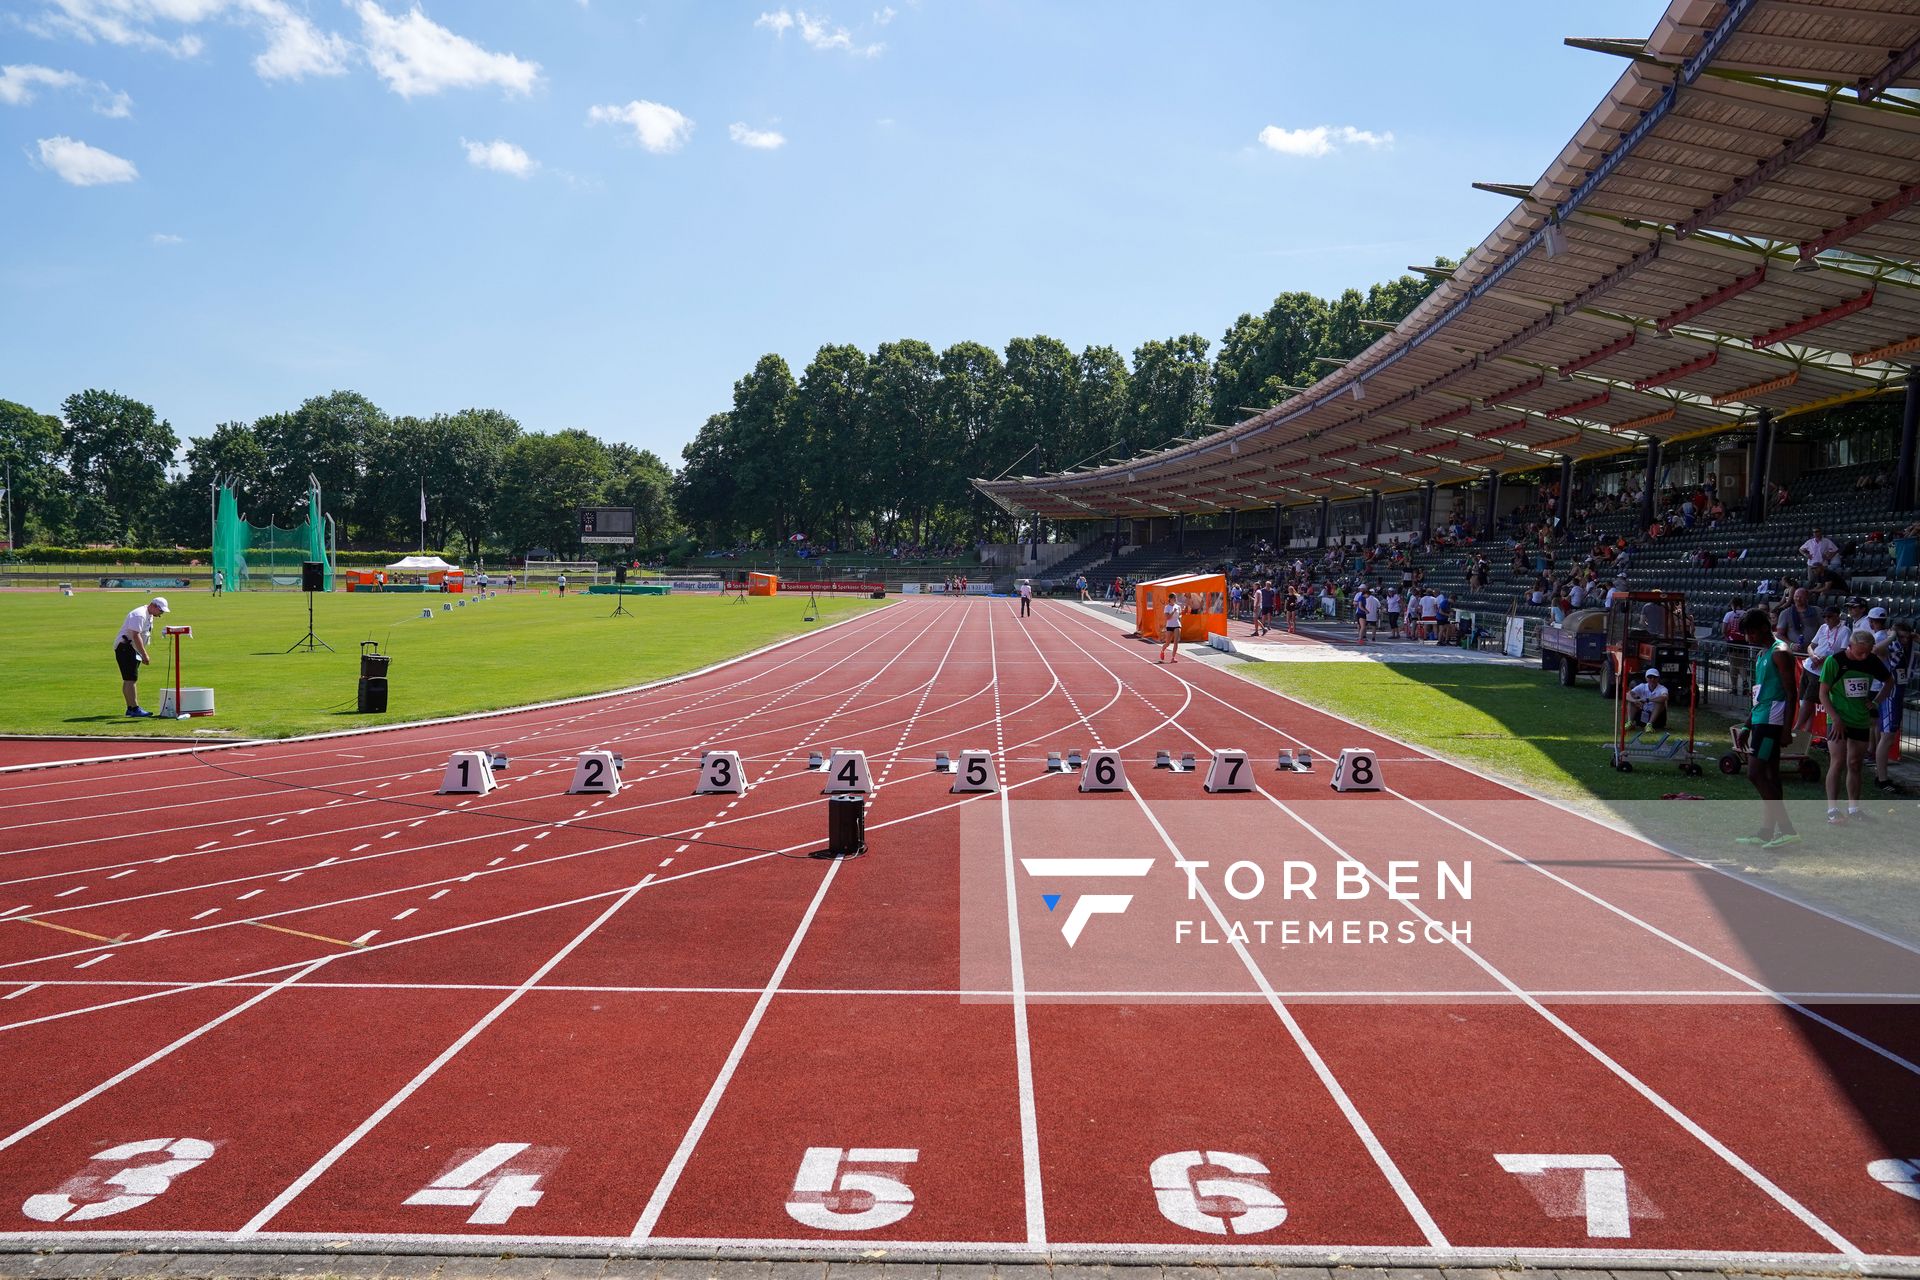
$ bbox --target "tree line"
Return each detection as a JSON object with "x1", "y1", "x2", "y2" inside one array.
[{"x1": 0, "y1": 259, "x2": 1450, "y2": 557}]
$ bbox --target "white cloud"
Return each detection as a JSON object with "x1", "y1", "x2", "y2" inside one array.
[
  {"x1": 151, "y1": 231, "x2": 184, "y2": 244},
  {"x1": 587, "y1": 99, "x2": 692, "y2": 153},
  {"x1": 252, "y1": 6, "x2": 350, "y2": 80},
  {"x1": 755, "y1": 8, "x2": 882, "y2": 56},
  {"x1": 28, "y1": 1, "x2": 348, "y2": 78},
  {"x1": 461, "y1": 136, "x2": 536, "y2": 177},
  {"x1": 353, "y1": 1, "x2": 540, "y2": 98},
  {"x1": 1257, "y1": 124, "x2": 1393, "y2": 158},
  {"x1": 728, "y1": 121, "x2": 784, "y2": 150},
  {"x1": 1, "y1": 62, "x2": 134, "y2": 114},
  {"x1": 872, "y1": 5, "x2": 894, "y2": 23},
  {"x1": 34, "y1": 134, "x2": 137, "y2": 185}
]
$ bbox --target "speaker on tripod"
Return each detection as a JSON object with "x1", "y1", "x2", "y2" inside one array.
[{"x1": 287, "y1": 560, "x2": 334, "y2": 652}]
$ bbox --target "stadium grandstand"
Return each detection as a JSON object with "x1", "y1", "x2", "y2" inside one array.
[{"x1": 977, "y1": 0, "x2": 1920, "y2": 640}]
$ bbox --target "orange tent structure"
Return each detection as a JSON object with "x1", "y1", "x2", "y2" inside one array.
[
  {"x1": 1135, "y1": 573, "x2": 1227, "y2": 642},
  {"x1": 747, "y1": 572, "x2": 779, "y2": 597}
]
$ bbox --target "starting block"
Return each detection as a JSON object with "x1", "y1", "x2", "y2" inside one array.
[
  {"x1": 568, "y1": 749, "x2": 621, "y2": 795},
  {"x1": 823, "y1": 749, "x2": 872, "y2": 794},
  {"x1": 951, "y1": 748, "x2": 998, "y2": 793},
  {"x1": 1297, "y1": 747, "x2": 1315, "y2": 771},
  {"x1": 1066, "y1": 749, "x2": 1084, "y2": 771},
  {"x1": 1204, "y1": 748, "x2": 1253, "y2": 793},
  {"x1": 1046, "y1": 750, "x2": 1065, "y2": 772},
  {"x1": 1275, "y1": 749, "x2": 1296, "y2": 771},
  {"x1": 439, "y1": 750, "x2": 495, "y2": 794},
  {"x1": 696, "y1": 749, "x2": 746, "y2": 795},
  {"x1": 1154, "y1": 749, "x2": 1173, "y2": 770},
  {"x1": 1180, "y1": 751, "x2": 1196, "y2": 772},
  {"x1": 807, "y1": 750, "x2": 825, "y2": 771},
  {"x1": 1079, "y1": 747, "x2": 1128, "y2": 792},
  {"x1": 610, "y1": 752, "x2": 625, "y2": 770},
  {"x1": 1331, "y1": 746, "x2": 1382, "y2": 792},
  {"x1": 933, "y1": 749, "x2": 953, "y2": 773},
  {"x1": 489, "y1": 752, "x2": 510, "y2": 773}
]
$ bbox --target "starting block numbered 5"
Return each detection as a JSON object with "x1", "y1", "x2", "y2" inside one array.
[
  {"x1": 951, "y1": 748, "x2": 998, "y2": 793},
  {"x1": 823, "y1": 749, "x2": 872, "y2": 794},
  {"x1": 1079, "y1": 747, "x2": 1128, "y2": 792},
  {"x1": 1203, "y1": 748, "x2": 1253, "y2": 793},
  {"x1": 439, "y1": 750, "x2": 496, "y2": 795},
  {"x1": 1331, "y1": 747, "x2": 1382, "y2": 792},
  {"x1": 568, "y1": 750, "x2": 621, "y2": 795},
  {"x1": 696, "y1": 749, "x2": 746, "y2": 795}
]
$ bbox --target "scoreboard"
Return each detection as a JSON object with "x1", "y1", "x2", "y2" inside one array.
[{"x1": 578, "y1": 506, "x2": 636, "y2": 544}]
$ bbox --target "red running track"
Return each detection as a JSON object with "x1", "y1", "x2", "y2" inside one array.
[{"x1": 0, "y1": 597, "x2": 1916, "y2": 1269}]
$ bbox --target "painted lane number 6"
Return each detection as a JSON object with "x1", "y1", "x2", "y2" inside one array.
[
  {"x1": 1149, "y1": 1150, "x2": 1287, "y2": 1236},
  {"x1": 23, "y1": 1138, "x2": 216, "y2": 1223},
  {"x1": 785, "y1": 1146, "x2": 918, "y2": 1230}
]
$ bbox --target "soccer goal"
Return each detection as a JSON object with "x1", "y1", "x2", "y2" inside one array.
[{"x1": 519, "y1": 558, "x2": 601, "y2": 590}]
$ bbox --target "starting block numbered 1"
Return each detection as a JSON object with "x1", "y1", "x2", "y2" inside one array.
[
  {"x1": 1079, "y1": 747, "x2": 1128, "y2": 792},
  {"x1": 696, "y1": 749, "x2": 746, "y2": 795},
  {"x1": 440, "y1": 750, "x2": 496, "y2": 795},
  {"x1": 823, "y1": 749, "x2": 872, "y2": 794},
  {"x1": 951, "y1": 748, "x2": 998, "y2": 793},
  {"x1": 1331, "y1": 747, "x2": 1382, "y2": 792},
  {"x1": 568, "y1": 750, "x2": 621, "y2": 795},
  {"x1": 1203, "y1": 748, "x2": 1253, "y2": 793}
]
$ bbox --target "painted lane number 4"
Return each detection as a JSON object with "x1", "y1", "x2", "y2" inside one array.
[
  {"x1": 785, "y1": 1147, "x2": 918, "y2": 1230},
  {"x1": 404, "y1": 1143, "x2": 554, "y2": 1224},
  {"x1": 23, "y1": 1138, "x2": 216, "y2": 1223}
]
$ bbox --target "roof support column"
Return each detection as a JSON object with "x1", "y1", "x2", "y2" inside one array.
[
  {"x1": 1369, "y1": 489, "x2": 1382, "y2": 546},
  {"x1": 1226, "y1": 507, "x2": 1238, "y2": 550},
  {"x1": 1420, "y1": 481, "x2": 1435, "y2": 544},
  {"x1": 1639, "y1": 439, "x2": 1661, "y2": 533},
  {"x1": 1556, "y1": 455, "x2": 1574, "y2": 531},
  {"x1": 1272, "y1": 502, "x2": 1285, "y2": 546},
  {"x1": 1482, "y1": 470, "x2": 1501, "y2": 536},
  {"x1": 1317, "y1": 497, "x2": 1329, "y2": 550},
  {"x1": 1895, "y1": 367, "x2": 1920, "y2": 515},
  {"x1": 1745, "y1": 410, "x2": 1774, "y2": 525},
  {"x1": 1175, "y1": 512, "x2": 1186, "y2": 555}
]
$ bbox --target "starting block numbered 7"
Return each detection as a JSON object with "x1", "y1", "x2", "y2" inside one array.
[
  {"x1": 823, "y1": 749, "x2": 872, "y2": 794},
  {"x1": 568, "y1": 750, "x2": 621, "y2": 795},
  {"x1": 696, "y1": 749, "x2": 746, "y2": 795},
  {"x1": 1203, "y1": 748, "x2": 1253, "y2": 793},
  {"x1": 1331, "y1": 747, "x2": 1382, "y2": 792},
  {"x1": 440, "y1": 750, "x2": 496, "y2": 795}
]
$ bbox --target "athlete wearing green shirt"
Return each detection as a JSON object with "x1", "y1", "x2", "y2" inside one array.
[
  {"x1": 1819, "y1": 629, "x2": 1892, "y2": 825},
  {"x1": 1739, "y1": 608, "x2": 1800, "y2": 848}
]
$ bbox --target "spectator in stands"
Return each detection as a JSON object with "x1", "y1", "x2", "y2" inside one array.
[
  {"x1": 1821, "y1": 628, "x2": 1893, "y2": 825},
  {"x1": 1875, "y1": 618, "x2": 1913, "y2": 792},
  {"x1": 1739, "y1": 608, "x2": 1801, "y2": 848},
  {"x1": 1723, "y1": 599, "x2": 1747, "y2": 643},
  {"x1": 1567, "y1": 579, "x2": 1587, "y2": 610},
  {"x1": 1627, "y1": 667, "x2": 1670, "y2": 731},
  {"x1": 1776, "y1": 587, "x2": 1819, "y2": 652},
  {"x1": 1794, "y1": 604, "x2": 1847, "y2": 737},
  {"x1": 1604, "y1": 578, "x2": 1625, "y2": 609}
]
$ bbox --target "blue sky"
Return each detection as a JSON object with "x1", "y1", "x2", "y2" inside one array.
[{"x1": 3, "y1": 1, "x2": 1669, "y2": 461}]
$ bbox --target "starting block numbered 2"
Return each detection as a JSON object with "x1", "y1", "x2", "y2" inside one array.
[
  {"x1": 1203, "y1": 748, "x2": 1253, "y2": 793},
  {"x1": 1331, "y1": 747, "x2": 1382, "y2": 792},
  {"x1": 823, "y1": 749, "x2": 872, "y2": 794},
  {"x1": 568, "y1": 750, "x2": 621, "y2": 795},
  {"x1": 951, "y1": 748, "x2": 998, "y2": 793},
  {"x1": 1079, "y1": 747, "x2": 1128, "y2": 792},
  {"x1": 439, "y1": 750, "x2": 496, "y2": 795},
  {"x1": 696, "y1": 749, "x2": 746, "y2": 795}
]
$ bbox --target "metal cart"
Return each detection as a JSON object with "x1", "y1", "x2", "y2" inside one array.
[{"x1": 1604, "y1": 591, "x2": 1703, "y2": 775}]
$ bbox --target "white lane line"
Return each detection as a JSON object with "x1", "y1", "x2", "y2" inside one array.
[
  {"x1": 232, "y1": 829, "x2": 255, "y2": 837},
  {"x1": 429, "y1": 890, "x2": 449, "y2": 900},
  {"x1": 488, "y1": 857, "x2": 505, "y2": 867},
  {"x1": 109, "y1": 870, "x2": 136, "y2": 880},
  {"x1": 2, "y1": 984, "x2": 42, "y2": 1001},
  {"x1": 512, "y1": 844, "x2": 529, "y2": 853},
  {"x1": 350, "y1": 844, "x2": 370, "y2": 853},
  {"x1": 73, "y1": 954, "x2": 112, "y2": 970},
  {"x1": 237, "y1": 890, "x2": 263, "y2": 901},
  {"x1": 195, "y1": 842, "x2": 219, "y2": 851},
  {"x1": 351, "y1": 930, "x2": 379, "y2": 946},
  {"x1": 191, "y1": 909, "x2": 219, "y2": 921},
  {"x1": 279, "y1": 874, "x2": 301, "y2": 883},
  {"x1": 53, "y1": 887, "x2": 87, "y2": 899},
  {"x1": 392, "y1": 909, "x2": 416, "y2": 921}
]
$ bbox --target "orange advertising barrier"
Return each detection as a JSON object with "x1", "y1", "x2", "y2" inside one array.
[
  {"x1": 747, "y1": 572, "x2": 779, "y2": 597},
  {"x1": 1135, "y1": 573, "x2": 1227, "y2": 642}
]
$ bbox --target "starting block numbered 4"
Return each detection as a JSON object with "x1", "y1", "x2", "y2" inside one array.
[
  {"x1": 1079, "y1": 747, "x2": 1127, "y2": 792},
  {"x1": 951, "y1": 748, "x2": 998, "y2": 793},
  {"x1": 1331, "y1": 747, "x2": 1382, "y2": 792},
  {"x1": 439, "y1": 750, "x2": 496, "y2": 795},
  {"x1": 696, "y1": 749, "x2": 746, "y2": 795},
  {"x1": 1203, "y1": 748, "x2": 1253, "y2": 793},
  {"x1": 823, "y1": 749, "x2": 872, "y2": 794},
  {"x1": 568, "y1": 750, "x2": 621, "y2": 795}
]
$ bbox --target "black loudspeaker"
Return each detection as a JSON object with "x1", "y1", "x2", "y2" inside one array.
[
  {"x1": 357, "y1": 676, "x2": 388, "y2": 714},
  {"x1": 824, "y1": 794, "x2": 866, "y2": 858},
  {"x1": 614, "y1": 563, "x2": 628, "y2": 584},
  {"x1": 301, "y1": 560, "x2": 324, "y2": 592}
]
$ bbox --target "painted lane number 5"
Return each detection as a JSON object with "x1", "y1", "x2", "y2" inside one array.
[
  {"x1": 23, "y1": 1138, "x2": 216, "y2": 1223},
  {"x1": 785, "y1": 1146, "x2": 918, "y2": 1230}
]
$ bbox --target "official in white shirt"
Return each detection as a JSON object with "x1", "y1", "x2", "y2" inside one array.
[
  {"x1": 1627, "y1": 667, "x2": 1670, "y2": 730},
  {"x1": 114, "y1": 596, "x2": 171, "y2": 718}
]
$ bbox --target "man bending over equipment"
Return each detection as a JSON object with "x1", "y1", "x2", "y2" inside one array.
[{"x1": 115, "y1": 596, "x2": 171, "y2": 718}]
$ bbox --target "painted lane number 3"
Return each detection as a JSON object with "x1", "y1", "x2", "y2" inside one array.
[
  {"x1": 23, "y1": 1138, "x2": 215, "y2": 1223},
  {"x1": 785, "y1": 1146, "x2": 918, "y2": 1230}
]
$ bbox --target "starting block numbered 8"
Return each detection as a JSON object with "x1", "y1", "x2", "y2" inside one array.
[
  {"x1": 951, "y1": 748, "x2": 998, "y2": 793},
  {"x1": 1331, "y1": 746, "x2": 1382, "y2": 792},
  {"x1": 439, "y1": 750, "x2": 496, "y2": 795},
  {"x1": 696, "y1": 749, "x2": 746, "y2": 795},
  {"x1": 569, "y1": 749, "x2": 621, "y2": 795},
  {"x1": 823, "y1": 749, "x2": 872, "y2": 794},
  {"x1": 1079, "y1": 747, "x2": 1127, "y2": 792},
  {"x1": 1203, "y1": 748, "x2": 1253, "y2": 793}
]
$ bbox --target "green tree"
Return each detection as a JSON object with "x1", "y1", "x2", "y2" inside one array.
[
  {"x1": 604, "y1": 442, "x2": 679, "y2": 548},
  {"x1": 674, "y1": 413, "x2": 739, "y2": 546},
  {"x1": 935, "y1": 341, "x2": 1004, "y2": 538},
  {"x1": 253, "y1": 390, "x2": 384, "y2": 534},
  {"x1": 1072, "y1": 345, "x2": 1131, "y2": 465},
  {"x1": 863, "y1": 339, "x2": 942, "y2": 542},
  {"x1": 159, "y1": 420, "x2": 269, "y2": 545},
  {"x1": 1127, "y1": 334, "x2": 1212, "y2": 455},
  {"x1": 793, "y1": 344, "x2": 871, "y2": 546},
  {"x1": 0, "y1": 398, "x2": 72, "y2": 545},
  {"x1": 58, "y1": 389, "x2": 179, "y2": 544},
  {"x1": 728, "y1": 354, "x2": 801, "y2": 541},
  {"x1": 494, "y1": 429, "x2": 613, "y2": 554},
  {"x1": 1208, "y1": 291, "x2": 1329, "y2": 422}
]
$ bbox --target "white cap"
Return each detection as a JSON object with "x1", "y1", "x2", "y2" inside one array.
[
  {"x1": 1645, "y1": 667, "x2": 1661, "y2": 678},
  {"x1": 150, "y1": 597, "x2": 170, "y2": 614},
  {"x1": 1868, "y1": 606, "x2": 1889, "y2": 621}
]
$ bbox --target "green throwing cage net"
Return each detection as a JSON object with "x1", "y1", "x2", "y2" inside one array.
[{"x1": 213, "y1": 479, "x2": 335, "y2": 591}]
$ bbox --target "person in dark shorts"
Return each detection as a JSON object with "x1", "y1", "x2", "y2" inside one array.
[
  {"x1": 1739, "y1": 608, "x2": 1800, "y2": 848},
  {"x1": 1820, "y1": 629, "x2": 1892, "y2": 825},
  {"x1": 114, "y1": 596, "x2": 171, "y2": 718}
]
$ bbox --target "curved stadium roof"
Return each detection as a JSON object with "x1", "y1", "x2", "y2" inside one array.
[{"x1": 974, "y1": 0, "x2": 1920, "y2": 522}]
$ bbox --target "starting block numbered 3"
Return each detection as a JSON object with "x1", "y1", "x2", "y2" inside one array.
[
  {"x1": 568, "y1": 750, "x2": 621, "y2": 795},
  {"x1": 1331, "y1": 747, "x2": 1382, "y2": 792},
  {"x1": 696, "y1": 749, "x2": 746, "y2": 795},
  {"x1": 951, "y1": 748, "x2": 998, "y2": 793},
  {"x1": 1079, "y1": 747, "x2": 1128, "y2": 792},
  {"x1": 823, "y1": 749, "x2": 872, "y2": 794},
  {"x1": 439, "y1": 750, "x2": 496, "y2": 795},
  {"x1": 1203, "y1": 748, "x2": 1253, "y2": 793}
]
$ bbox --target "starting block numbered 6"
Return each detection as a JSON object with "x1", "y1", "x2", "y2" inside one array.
[
  {"x1": 439, "y1": 750, "x2": 496, "y2": 795},
  {"x1": 1203, "y1": 748, "x2": 1253, "y2": 793},
  {"x1": 823, "y1": 749, "x2": 872, "y2": 794},
  {"x1": 696, "y1": 749, "x2": 746, "y2": 795},
  {"x1": 1079, "y1": 747, "x2": 1128, "y2": 792},
  {"x1": 568, "y1": 750, "x2": 621, "y2": 795},
  {"x1": 1331, "y1": 747, "x2": 1382, "y2": 792},
  {"x1": 951, "y1": 748, "x2": 998, "y2": 793}
]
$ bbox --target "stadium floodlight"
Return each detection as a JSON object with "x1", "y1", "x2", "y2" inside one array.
[
  {"x1": 1793, "y1": 252, "x2": 1821, "y2": 273},
  {"x1": 1543, "y1": 220, "x2": 1569, "y2": 259},
  {"x1": 1349, "y1": 382, "x2": 1365, "y2": 402}
]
